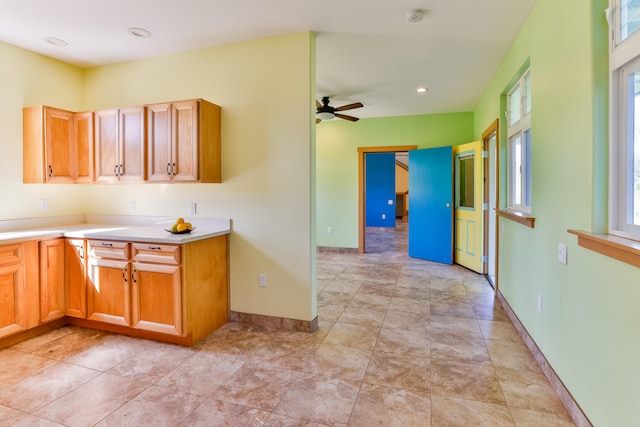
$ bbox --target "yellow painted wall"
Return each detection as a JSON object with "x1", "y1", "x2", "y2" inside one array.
[
  {"x1": 0, "y1": 41, "x2": 86, "y2": 219},
  {"x1": 0, "y1": 33, "x2": 317, "y2": 322}
]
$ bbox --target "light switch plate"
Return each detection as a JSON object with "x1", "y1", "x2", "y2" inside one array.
[{"x1": 558, "y1": 243, "x2": 567, "y2": 264}]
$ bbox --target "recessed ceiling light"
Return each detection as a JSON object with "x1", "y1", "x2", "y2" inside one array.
[
  {"x1": 43, "y1": 37, "x2": 68, "y2": 47},
  {"x1": 407, "y1": 10, "x2": 425, "y2": 23},
  {"x1": 417, "y1": 87, "x2": 429, "y2": 93},
  {"x1": 128, "y1": 27, "x2": 152, "y2": 38}
]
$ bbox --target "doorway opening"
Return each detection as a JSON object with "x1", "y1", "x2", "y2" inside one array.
[
  {"x1": 482, "y1": 119, "x2": 499, "y2": 289},
  {"x1": 358, "y1": 145, "x2": 417, "y2": 254}
]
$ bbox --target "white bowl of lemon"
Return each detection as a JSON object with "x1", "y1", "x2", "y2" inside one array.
[{"x1": 165, "y1": 218, "x2": 195, "y2": 234}]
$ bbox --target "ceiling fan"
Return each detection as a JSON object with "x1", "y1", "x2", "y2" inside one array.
[{"x1": 316, "y1": 96, "x2": 363, "y2": 124}]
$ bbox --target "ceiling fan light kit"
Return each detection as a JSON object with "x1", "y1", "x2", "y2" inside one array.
[
  {"x1": 316, "y1": 96, "x2": 363, "y2": 124},
  {"x1": 317, "y1": 111, "x2": 335, "y2": 120}
]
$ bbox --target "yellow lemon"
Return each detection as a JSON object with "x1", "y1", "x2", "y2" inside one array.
[
  {"x1": 176, "y1": 217, "x2": 185, "y2": 225},
  {"x1": 184, "y1": 222, "x2": 193, "y2": 230},
  {"x1": 176, "y1": 223, "x2": 188, "y2": 232}
]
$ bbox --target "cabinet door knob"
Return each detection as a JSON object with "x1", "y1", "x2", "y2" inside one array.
[
  {"x1": 114, "y1": 165, "x2": 118, "y2": 176},
  {"x1": 166, "y1": 163, "x2": 171, "y2": 175},
  {"x1": 101, "y1": 242, "x2": 113, "y2": 247},
  {"x1": 119, "y1": 164, "x2": 124, "y2": 176},
  {"x1": 123, "y1": 266, "x2": 128, "y2": 282},
  {"x1": 172, "y1": 162, "x2": 176, "y2": 176},
  {"x1": 48, "y1": 165, "x2": 53, "y2": 177},
  {"x1": 149, "y1": 246, "x2": 161, "y2": 250},
  {"x1": 132, "y1": 269, "x2": 137, "y2": 283}
]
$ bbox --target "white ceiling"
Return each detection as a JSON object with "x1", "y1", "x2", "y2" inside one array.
[{"x1": 0, "y1": 0, "x2": 536, "y2": 119}]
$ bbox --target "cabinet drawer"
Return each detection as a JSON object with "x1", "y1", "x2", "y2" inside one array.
[
  {"x1": 0, "y1": 244, "x2": 22, "y2": 266},
  {"x1": 88, "y1": 240, "x2": 129, "y2": 260},
  {"x1": 131, "y1": 243, "x2": 180, "y2": 265}
]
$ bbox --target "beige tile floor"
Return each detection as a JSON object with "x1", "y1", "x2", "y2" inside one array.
[{"x1": 0, "y1": 223, "x2": 575, "y2": 426}]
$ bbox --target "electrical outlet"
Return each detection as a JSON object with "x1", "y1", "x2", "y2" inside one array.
[
  {"x1": 40, "y1": 199, "x2": 48, "y2": 210},
  {"x1": 387, "y1": 199, "x2": 393, "y2": 205},
  {"x1": 190, "y1": 202, "x2": 197, "y2": 216},
  {"x1": 327, "y1": 226, "x2": 333, "y2": 234},
  {"x1": 537, "y1": 294, "x2": 543, "y2": 312},
  {"x1": 382, "y1": 214, "x2": 386, "y2": 219},
  {"x1": 259, "y1": 274, "x2": 267, "y2": 287},
  {"x1": 557, "y1": 243, "x2": 567, "y2": 264},
  {"x1": 129, "y1": 202, "x2": 136, "y2": 214}
]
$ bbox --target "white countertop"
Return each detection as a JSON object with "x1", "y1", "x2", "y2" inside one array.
[{"x1": 0, "y1": 216, "x2": 231, "y2": 245}]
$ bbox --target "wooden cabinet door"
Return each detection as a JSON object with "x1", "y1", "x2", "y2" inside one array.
[
  {"x1": 44, "y1": 107, "x2": 75, "y2": 183},
  {"x1": 65, "y1": 239, "x2": 86, "y2": 318},
  {"x1": 172, "y1": 100, "x2": 199, "y2": 182},
  {"x1": 87, "y1": 257, "x2": 131, "y2": 326},
  {"x1": 120, "y1": 106, "x2": 146, "y2": 182},
  {"x1": 147, "y1": 103, "x2": 173, "y2": 182},
  {"x1": 131, "y1": 261, "x2": 182, "y2": 335},
  {"x1": 74, "y1": 112, "x2": 94, "y2": 183},
  {"x1": 0, "y1": 244, "x2": 27, "y2": 338},
  {"x1": 39, "y1": 239, "x2": 65, "y2": 323},
  {"x1": 95, "y1": 109, "x2": 119, "y2": 183},
  {"x1": 198, "y1": 99, "x2": 222, "y2": 183}
]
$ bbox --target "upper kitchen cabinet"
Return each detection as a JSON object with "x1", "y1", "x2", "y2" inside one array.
[
  {"x1": 147, "y1": 99, "x2": 221, "y2": 183},
  {"x1": 73, "y1": 112, "x2": 95, "y2": 183},
  {"x1": 23, "y1": 106, "x2": 93, "y2": 183},
  {"x1": 95, "y1": 107, "x2": 146, "y2": 183}
]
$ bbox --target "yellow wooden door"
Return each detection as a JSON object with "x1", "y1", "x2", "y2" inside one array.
[{"x1": 454, "y1": 140, "x2": 484, "y2": 273}]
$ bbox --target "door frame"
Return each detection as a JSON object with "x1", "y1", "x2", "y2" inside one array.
[
  {"x1": 358, "y1": 145, "x2": 417, "y2": 254},
  {"x1": 482, "y1": 119, "x2": 499, "y2": 288}
]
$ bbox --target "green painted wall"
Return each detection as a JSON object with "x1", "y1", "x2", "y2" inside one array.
[
  {"x1": 474, "y1": 0, "x2": 639, "y2": 425},
  {"x1": 316, "y1": 113, "x2": 474, "y2": 248}
]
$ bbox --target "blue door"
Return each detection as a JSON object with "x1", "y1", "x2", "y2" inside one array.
[
  {"x1": 365, "y1": 152, "x2": 396, "y2": 227},
  {"x1": 408, "y1": 146, "x2": 453, "y2": 264}
]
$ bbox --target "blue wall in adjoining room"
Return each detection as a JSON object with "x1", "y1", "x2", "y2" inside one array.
[{"x1": 365, "y1": 152, "x2": 396, "y2": 227}]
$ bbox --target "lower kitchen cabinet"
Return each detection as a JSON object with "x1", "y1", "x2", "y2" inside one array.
[
  {"x1": 1, "y1": 233, "x2": 228, "y2": 348},
  {"x1": 0, "y1": 243, "x2": 28, "y2": 338},
  {"x1": 131, "y1": 243, "x2": 182, "y2": 335},
  {"x1": 39, "y1": 239, "x2": 65, "y2": 323},
  {"x1": 87, "y1": 240, "x2": 131, "y2": 327},
  {"x1": 78, "y1": 235, "x2": 228, "y2": 345},
  {"x1": 65, "y1": 239, "x2": 87, "y2": 318}
]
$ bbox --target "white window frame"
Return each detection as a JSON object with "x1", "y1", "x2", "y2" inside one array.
[
  {"x1": 609, "y1": 0, "x2": 640, "y2": 240},
  {"x1": 506, "y1": 69, "x2": 532, "y2": 213}
]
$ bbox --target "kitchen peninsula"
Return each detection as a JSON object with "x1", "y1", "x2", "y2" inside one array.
[{"x1": 0, "y1": 215, "x2": 230, "y2": 348}]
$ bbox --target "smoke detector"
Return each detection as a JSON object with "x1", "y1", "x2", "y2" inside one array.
[{"x1": 406, "y1": 9, "x2": 425, "y2": 23}]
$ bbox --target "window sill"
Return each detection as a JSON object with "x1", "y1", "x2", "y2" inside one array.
[
  {"x1": 567, "y1": 229, "x2": 640, "y2": 268},
  {"x1": 497, "y1": 208, "x2": 535, "y2": 228}
]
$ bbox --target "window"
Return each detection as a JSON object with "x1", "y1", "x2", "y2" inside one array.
[
  {"x1": 616, "y1": 0, "x2": 640, "y2": 45},
  {"x1": 457, "y1": 152, "x2": 475, "y2": 209},
  {"x1": 506, "y1": 69, "x2": 532, "y2": 213},
  {"x1": 610, "y1": 1, "x2": 640, "y2": 240}
]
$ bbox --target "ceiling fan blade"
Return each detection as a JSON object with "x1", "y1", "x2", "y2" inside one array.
[
  {"x1": 316, "y1": 117, "x2": 322, "y2": 124},
  {"x1": 316, "y1": 99, "x2": 322, "y2": 108},
  {"x1": 335, "y1": 102, "x2": 363, "y2": 112},
  {"x1": 335, "y1": 113, "x2": 359, "y2": 122}
]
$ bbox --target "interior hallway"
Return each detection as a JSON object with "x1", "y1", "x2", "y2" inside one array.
[{"x1": 0, "y1": 223, "x2": 575, "y2": 426}]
